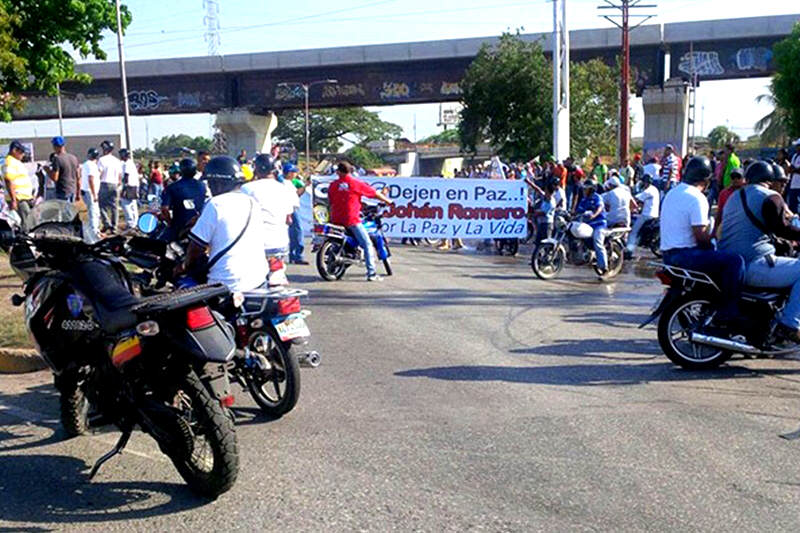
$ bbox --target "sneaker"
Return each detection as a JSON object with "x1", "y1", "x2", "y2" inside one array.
[
  {"x1": 367, "y1": 274, "x2": 383, "y2": 282},
  {"x1": 291, "y1": 259, "x2": 310, "y2": 265}
]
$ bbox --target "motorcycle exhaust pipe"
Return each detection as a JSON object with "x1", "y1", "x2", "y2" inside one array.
[
  {"x1": 298, "y1": 350, "x2": 321, "y2": 368},
  {"x1": 690, "y1": 333, "x2": 761, "y2": 355}
]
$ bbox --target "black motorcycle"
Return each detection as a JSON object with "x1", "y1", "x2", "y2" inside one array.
[
  {"x1": 630, "y1": 215, "x2": 661, "y2": 258},
  {"x1": 641, "y1": 262, "x2": 798, "y2": 370},
  {"x1": 0, "y1": 202, "x2": 239, "y2": 498},
  {"x1": 129, "y1": 212, "x2": 318, "y2": 418}
]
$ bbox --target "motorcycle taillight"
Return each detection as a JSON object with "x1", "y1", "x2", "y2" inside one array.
[
  {"x1": 276, "y1": 297, "x2": 301, "y2": 316},
  {"x1": 186, "y1": 305, "x2": 214, "y2": 330},
  {"x1": 655, "y1": 270, "x2": 673, "y2": 286}
]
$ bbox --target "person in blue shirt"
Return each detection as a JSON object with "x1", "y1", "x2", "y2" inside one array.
[
  {"x1": 160, "y1": 158, "x2": 209, "y2": 242},
  {"x1": 533, "y1": 183, "x2": 556, "y2": 244},
  {"x1": 575, "y1": 179, "x2": 608, "y2": 273}
]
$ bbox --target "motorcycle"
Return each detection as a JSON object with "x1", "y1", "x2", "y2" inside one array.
[
  {"x1": 314, "y1": 204, "x2": 393, "y2": 281},
  {"x1": 0, "y1": 201, "x2": 239, "y2": 498},
  {"x1": 629, "y1": 215, "x2": 661, "y2": 258},
  {"x1": 131, "y1": 212, "x2": 318, "y2": 418},
  {"x1": 641, "y1": 262, "x2": 800, "y2": 370},
  {"x1": 531, "y1": 210, "x2": 628, "y2": 281}
]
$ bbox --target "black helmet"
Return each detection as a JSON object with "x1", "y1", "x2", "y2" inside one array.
[
  {"x1": 119, "y1": 148, "x2": 130, "y2": 159},
  {"x1": 682, "y1": 156, "x2": 713, "y2": 185},
  {"x1": 87, "y1": 148, "x2": 99, "y2": 159},
  {"x1": 100, "y1": 140, "x2": 114, "y2": 153},
  {"x1": 744, "y1": 160, "x2": 775, "y2": 184},
  {"x1": 202, "y1": 155, "x2": 244, "y2": 196},
  {"x1": 584, "y1": 179, "x2": 599, "y2": 191},
  {"x1": 641, "y1": 173, "x2": 653, "y2": 186},
  {"x1": 179, "y1": 158, "x2": 197, "y2": 179},
  {"x1": 771, "y1": 162, "x2": 788, "y2": 183},
  {"x1": 253, "y1": 153, "x2": 276, "y2": 175}
]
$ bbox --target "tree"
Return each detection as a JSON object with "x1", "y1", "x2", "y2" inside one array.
[
  {"x1": 707, "y1": 126, "x2": 740, "y2": 149},
  {"x1": 419, "y1": 129, "x2": 460, "y2": 145},
  {"x1": 274, "y1": 107, "x2": 403, "y2": 154},
  {"x1": 0, "y1": 0, "x2": 131, "y2": 121},
  {"x1": 772, "y1": 22, "x2": 800, "y2": 139},
  {"x1": 754, "y1": 87, "x2": 790, "y2": 147},
  {"x1": 345, "y1": 145, "x2": 384, "y2": 169},
  {"x1": 569, "y1": 58, "x2": 619, "y2": 158},
  {"x1": 459, "y1": 33, "x2": 552, "y2": 160},
  {"x1": 152, "y1": 134, "x2": 213, "y2": 157}
]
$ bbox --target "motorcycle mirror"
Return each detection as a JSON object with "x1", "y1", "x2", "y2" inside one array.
[{"x1": 137, "y1": 212, "x2": 159, "y2": 234}]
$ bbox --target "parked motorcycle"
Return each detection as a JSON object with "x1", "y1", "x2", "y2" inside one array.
[
  {"x1": 531, "y1": 210, "x2": 628, "y2": 281},
  {"x1": 131, "y1": 212, "x2": 318, "y2": 418},
  {"x1": 641, "y1": 262, "x2": 798, "y2": 370},
  {"x1": 0, "y1": 202, "x2": 239, "y2": 498},
  {"x1": 314, "y1": 204, "x2": 393, "y2": 281}
]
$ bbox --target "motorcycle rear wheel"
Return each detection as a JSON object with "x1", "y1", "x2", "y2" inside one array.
[
  {"x1": 316, "y1": 240, "x2": 347, "y2": 281},
  {"x1": 165, "y1": 370, "x2": 239, "y2": 498},
  {"x1": 245, "y1": 328, "x2": 301, "y2": 418},
  {"x1": 657, "y1": 297, "x2": 732, "y2": 370},
  {"x1": 595, "y1": 240, "x2": 625, "y2": 281},
  {"x1": 531, "y1": 243, "x2": 565, "y2": 279}
]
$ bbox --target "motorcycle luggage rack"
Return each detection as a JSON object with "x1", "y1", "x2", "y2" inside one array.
[
  {"x1": 133, "y1": 283, "x2": 230, "y2": 314},
  {"x1": 649, "y1": 262, "x2": 719, "y2": 291}
]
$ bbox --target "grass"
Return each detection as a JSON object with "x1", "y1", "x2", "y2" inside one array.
[{"x1": 0, "y1": 254, "x2": 33, "y2": 349}]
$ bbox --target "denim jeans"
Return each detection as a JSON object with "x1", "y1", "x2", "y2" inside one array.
[
  {"x1": 288, "y1": 211, "x2": 304, "y2": 262},
  {"x1": 746, "y1": 256, "x2": 800, "y2": 329},
  {"x1": 592, "y1": 226, "x2": 607, "y2": 271},
  {"x1": 787, "y1": 188, "x2": 800, "y2": 214},
  {"x1": 55, "y1": 191, "x2": 75, "y2": 202},
  {"x1": 81, "y1": 190, "x2": 100, "y2": 241},
  {"x1": 535, "y1": 221, "x2": 552, "y2": 244},
  {"x1": 663, "y1": 246, "x2": 745, "y2": 320},
  {"x1": 626, "y1": 214, "x2": 655, "y2": 254},
  {"x1": 348, "y1": 223, "x2": 376, "y2": 277}
]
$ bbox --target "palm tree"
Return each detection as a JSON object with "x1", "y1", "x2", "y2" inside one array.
[{"x1": 754, "y1": 85, "x2": 789, "y2": 147}]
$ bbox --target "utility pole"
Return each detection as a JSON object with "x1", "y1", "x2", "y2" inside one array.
[
  {"x1": 552, "y1": 0, "x2": 570, "y2": 161},
  {"x1": 56, "y1": 83, "x2": 64, "y2": 137},
  {"x1": 598, "y1": 0, "x2": 655, "y2": 163},
  {"x1": 115, "y1": 0, "x2": 132, "y2": 150},
  {"x1": 203, "y1": 0, "x2": 221, "y2": 56}
]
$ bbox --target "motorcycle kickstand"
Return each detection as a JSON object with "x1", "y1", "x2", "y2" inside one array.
[{"x1": 88, "y1": 429, "x2": 132, "y2": 480}]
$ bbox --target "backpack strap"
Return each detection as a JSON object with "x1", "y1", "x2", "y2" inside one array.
[
  {"x1": 206, "y1": 198, "x2": 253, "y2": 271},
  {"x1": 738, "y1": 187, "x2": 772, "y2": 237}
]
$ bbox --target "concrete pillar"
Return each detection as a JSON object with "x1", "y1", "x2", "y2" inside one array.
[
  {"x1": 214, "y1": 108, "x2": 278, "y2": 157},
  {"x1": 642, "y1": 78, "x2": 690, "y2": 159}
]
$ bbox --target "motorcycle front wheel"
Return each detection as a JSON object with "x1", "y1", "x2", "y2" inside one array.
[
  {"x1": 163, "y1": 370, "x2": 239, "y2": 499},
  {"x1": 57, "y1": 375, "x2": 90, "y2": 437},
  {"x1": 245, "y1": 328, "x2": 301, "y2": 418},
  {"x1": 316, "y1": 240, "x2": 347, "y2": 281},
  {"x1": 657, "y1": 296, "x2": 732, "y2": 370},
  {"x1": 531, "y1": 243, "x2": 565, "y2": 279}
]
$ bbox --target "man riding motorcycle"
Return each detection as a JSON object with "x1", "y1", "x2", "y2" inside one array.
[
  {"x1": 626, "y1": 173, "x2": 660, "y2": 259},
  {"x1": 602, "y1": 176, "x2": 633, "y2": 228},
  {"x1": 660, "y1": 155, "x2": 745, "y2": 324},
  {"x1": 574, "y1": 179, "x2": 608, "y2": 274},
  {"x1": 176, "y1": 156, "x2": 267, "y2": 292},
  {"x1": 718, "y1": 161, "x2": 800, "y2": 341},
  {"x1": 159, "y1": 158, "x2": 208, "y2": 242}
]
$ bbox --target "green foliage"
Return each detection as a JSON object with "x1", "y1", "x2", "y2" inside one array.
[
  {"x1": 772, "y1": 22, "x2": 800, "y2": 139},
  {"x1": 570, "y1": 59, "x2": 619, "y2": 158},
  {"x1": 420, "y1": 129, "x2": 460, "y2": 145},
  {"x1": 275, "y1": 107, "x2": 403, "y2": 154},
  {"x1": 345, "y1": 145, "x2": 384, "y2": 169},
  {"x1": 754, "y1": 86, "x2": 789, "y2": 147},
  {"x1": 708, "y1": 125, "x2": 740, "y2": 149},
  {"x1": 152, "y1": 135, "x2": 212, "y2": 156},
  {"x1": 0, "y1": 0, "x2": 131, "y2": 121},
  {"x1": 459, "y1": 33, "x2": 552, "y2": 160}
]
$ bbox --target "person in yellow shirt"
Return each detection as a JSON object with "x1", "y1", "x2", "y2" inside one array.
[{"x1": 3, "y1": 140, "x2": 34, "y2": 229}]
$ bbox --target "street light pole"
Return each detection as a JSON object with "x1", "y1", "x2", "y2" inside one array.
[
  {"x1": 56, "y1": 83, "x2": 64, "y2": 136},
  {"x1": 304, "y1": 83, "x2": 311, "y2": 176},
  {"x1": 115, "y1": 0, "x2": 132, "y2": 150}
]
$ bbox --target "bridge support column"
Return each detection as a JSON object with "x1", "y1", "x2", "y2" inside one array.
[
  {"x1": 642, "y1": 78, "x2": 690, "y2": 159},
  {"x1": 215, "y1": 108, "x2": 278, "y2": 157}
]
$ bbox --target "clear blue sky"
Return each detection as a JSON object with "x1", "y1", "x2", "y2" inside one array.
[{"x1": 1, "y1": 0, "x2": 797, "y2": 150}]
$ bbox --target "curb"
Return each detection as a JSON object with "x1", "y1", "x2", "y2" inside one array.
[{"x1": 0, "y1": 348, "x2": 47, "y2": 374}]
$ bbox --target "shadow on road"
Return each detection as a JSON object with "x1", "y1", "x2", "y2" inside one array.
[
  {"x1": 509, "y1": 338, "x2": 661, "y2": 360},
  {"x1": 395, "y1": 362, "x2": 770, "y2": 387},
  {"x1": 0, "y1": 454, "x2": 208, "y2": 525}
]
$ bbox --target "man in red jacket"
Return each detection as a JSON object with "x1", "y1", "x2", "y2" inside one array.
[{"x1": 328, "y1": 162, "x2": 393, "y2": 281}]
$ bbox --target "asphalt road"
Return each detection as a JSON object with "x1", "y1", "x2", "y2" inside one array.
[{"x1": 3, "y1": 245, "x2": 800, "y2": 532}]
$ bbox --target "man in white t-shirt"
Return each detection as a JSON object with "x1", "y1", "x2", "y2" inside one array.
[
  {"x1": 97, "y1": 140, "x2": 122, "y2": 233},
  {"x1": 626, "y1": 174, "x2": 660, "y2": 257},
  {"x1": 788, "y1": 143, "x2": 800, "y2": 213},
  {"x1": 660, "y1": 156, "x2": 744, "y2": 322},
  {"x1": 602, "y1": 176, "x2": 633, "y2": 227},
  {"x1": 81, "y1": 148, "x2": 101, "y2": 241},
  {"x1": 178, "y1": 156, "x2": 267, "y2": 292},
  {"x1": 241, "y1": 154, "x2": 299, "y2": 256},
  {"x1": 119, "y1": 148, "x2": 139, "y2": 229}
]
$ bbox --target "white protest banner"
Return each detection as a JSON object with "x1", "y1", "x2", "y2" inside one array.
[{"x1": 311, "y1": 176, "x2": 528, "y2": 239}]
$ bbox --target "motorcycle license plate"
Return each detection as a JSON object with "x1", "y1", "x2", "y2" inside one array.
[{"x1": 272, "y1": 314, "x2": 310, "y2": 341}]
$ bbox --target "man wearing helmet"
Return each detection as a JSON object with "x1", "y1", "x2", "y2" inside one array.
[
  {"x1": 81, "y1": 148, "x2": 101, "y2": 241},
  {"x1": 177, "y1": 156, "x2": 267, "y2": 292},
  {"x1": 97, "y1": 140, "x2": 122, "y2": 233},
  {"x1": 575, "y1": 179, "x2": 609, "y2": 274},
  {"x1": 160, "y1": 158, "x2": 208, "y2": 242},
  {"x1": 625, "y1": 173, "x2": 660, "y2": 259},
  {"x1": 719, "y1": 161, "x2": 800, "y2": 341},
  {"x1": 661, "y1": 155, "x2": 745, "y2": 324}
]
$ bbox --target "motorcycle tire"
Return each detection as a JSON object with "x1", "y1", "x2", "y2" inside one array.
[
  {"x1": 316, "y1": 240, "x2": 347, "y2": 281},
  {"x1": 383, "y1": 258, "x2": 393, "y2": 276},
  {"x1": 656, "y1": 296, "x2": 733, "y2": 370},
  {"x1": 58, "y1": 377, "x2": 89, "y2": 437},
  {"x1": 166, "y1": 369, "x2": 239, "y2": 499},
  {"x1": 246, "y1": 328, "x2": 301, "y2": 418},
  {"x1": 531, "y1": 243, "x2": 565, "y2": 280},
  {"x1": 595, "y1": 240, "x2": 625, "y2": 281}
]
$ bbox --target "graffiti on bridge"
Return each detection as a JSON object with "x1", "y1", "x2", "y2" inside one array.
[
  {"x1": 322, "y1": 83, "x2": 365, "y2": 99},
  {"x1": 128, "y1": 90, "x2": 169, "y2": 111}
]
